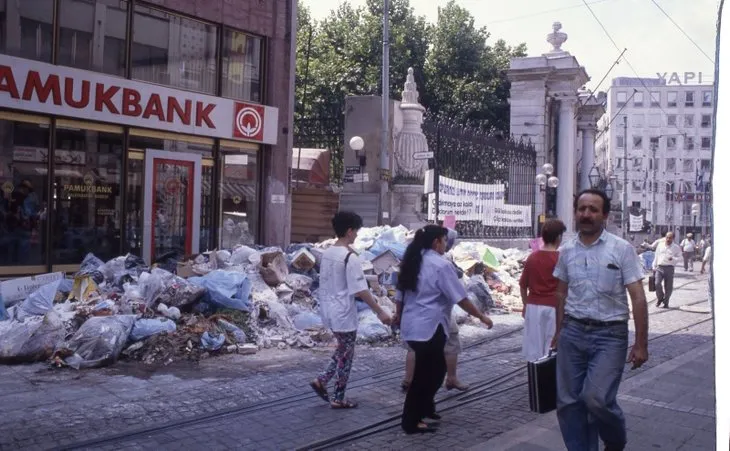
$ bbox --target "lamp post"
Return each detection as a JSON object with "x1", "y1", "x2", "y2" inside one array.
[
  {"x1": 350, "y1": 136, "x2": 365, "y2": 193},
  {"x1": 535, "y1": 163, "x2": 559, "y2": 232},
  {"x1": 588, "y1": 166, "x2": 601, "y2": 190},
  {"x1": 691, "y1": 202, "x2": 700, "y2": 236}
]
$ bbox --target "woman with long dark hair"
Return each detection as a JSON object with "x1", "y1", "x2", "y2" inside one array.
[{"x1": 393, "y1": 225, "x2": 493, "y2": 434}]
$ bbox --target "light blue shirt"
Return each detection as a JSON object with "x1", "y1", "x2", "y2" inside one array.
[
  {"x1": 553, "y1": 229, "x2": 643, "y2": 322},
  {"x1": 395, "y1": 250, "x2": 467, "y2": 342}
]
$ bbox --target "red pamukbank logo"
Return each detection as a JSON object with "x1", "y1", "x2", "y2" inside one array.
[{"x1": 232, "y1": 102, "x2": 264, "y2": 141}]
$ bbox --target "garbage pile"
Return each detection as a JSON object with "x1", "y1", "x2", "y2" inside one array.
[{"x1": 0, "y1": 225, "x2": 530, "y2": 370}]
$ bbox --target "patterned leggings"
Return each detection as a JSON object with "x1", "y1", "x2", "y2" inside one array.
[{"x1": 317, "y1": 331, "x2": 357, "y2": 402}]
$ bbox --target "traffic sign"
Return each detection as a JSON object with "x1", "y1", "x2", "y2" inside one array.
[{"x1": 413, "y1": 151, "x2": 434, "y2": 160}]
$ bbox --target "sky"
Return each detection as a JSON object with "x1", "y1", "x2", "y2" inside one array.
[{"x1": 301, "y1": 0, "x2": 718, "y2": 93}]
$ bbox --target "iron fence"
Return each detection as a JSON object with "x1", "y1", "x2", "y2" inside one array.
[
  {"x1": 293, "y1": 114, "x2": 345, "y2": 187},
  {"x1": 422, "y1": 120, "x2": 537, "y2": 239}
]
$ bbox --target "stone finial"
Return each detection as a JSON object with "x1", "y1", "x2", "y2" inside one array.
[
  {"x1": 547, "y1": 22, "x2": 568, "y2": 53},
  {"x1": 402, "y1": 67, "x2": 420, "y2": 105}
]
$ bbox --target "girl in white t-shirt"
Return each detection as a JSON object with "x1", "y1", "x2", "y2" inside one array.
[{"x1": 309, "y1": 212, "x2": 391, "y2": 409}]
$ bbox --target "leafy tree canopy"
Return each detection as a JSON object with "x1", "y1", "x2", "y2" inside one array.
[{"x1": 296, "y1": 0, "x2": 527, "y2": 135}]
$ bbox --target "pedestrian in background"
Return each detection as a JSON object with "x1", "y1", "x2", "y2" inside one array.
[
  {"x1": 393, "y1": 225, "x2": 492, "y2": 434},
  {"x1": 553, "y1": 189, "x2": 648, "y2": 451},
  {"x1": 310, "y1": 211, "x2": 392, "y2": 409},
  {"x1": 652, "y1": 232, "x2": 682, "y2": 308},
  {"x1": 679, "y1": 233, "x2": 696, "y2": 272},
  {"x1": 519, "y1": 218, "x2": 566, "y2": 362}
]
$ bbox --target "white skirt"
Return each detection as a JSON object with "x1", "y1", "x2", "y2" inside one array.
[{"x1": 522, "y1": 304, "x2": 556, "y2": 362}]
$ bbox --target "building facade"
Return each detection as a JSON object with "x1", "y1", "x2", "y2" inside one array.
[
  {"x1": 0, "y1": 0, "x2": 295, "y2": 277},
  {"x1": 595, "y1": 75, "x2": 713, "y2": 237}
]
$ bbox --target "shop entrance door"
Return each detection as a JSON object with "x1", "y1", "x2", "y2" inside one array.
[{"x1": 142, "y1": 150, "x2": 202, "y2": 264}]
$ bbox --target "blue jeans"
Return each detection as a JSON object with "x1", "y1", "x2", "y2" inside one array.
[{"x1": 556, "y1": 317, "x2": 629, "y2": 451}]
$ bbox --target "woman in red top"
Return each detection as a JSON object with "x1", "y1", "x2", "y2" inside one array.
[{"x1": 519, "y1": 218, "x2": 566, "y2": 362}]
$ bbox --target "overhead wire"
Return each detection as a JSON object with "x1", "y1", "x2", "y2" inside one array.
[
  {"x1": 580, "y1": 0, "x2": 687, "y2": 138},
  {"x1": 648, "y1": 0, "x2": 715, "y2": 64},
  {"x1": 484, "y1": 0, "x2": 618, "y2": 25}
]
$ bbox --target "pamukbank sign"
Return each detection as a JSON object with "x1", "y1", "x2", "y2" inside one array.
[{"x1": 0, "y1": 54, "x2": 278, "y2": 145}]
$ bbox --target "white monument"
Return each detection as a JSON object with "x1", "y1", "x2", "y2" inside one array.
[{"x1": 391, "y1": 67, "x2": 429, "y2": 229}]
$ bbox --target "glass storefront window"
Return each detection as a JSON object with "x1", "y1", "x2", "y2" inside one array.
[
  {"x1": 58, "y1": 0, "x2": 128, "y2": 76},
  {"x1": 0, "y1": 0, "x2": 54, "y2": 62},
  {"x1": 125, "y1": 152, "x2": 143, "y2": 257},
  {"x1": 127, "y1": 130, "x2": 214, "y2": 261},
  {"x1": 222, "y1": 29, "x2": 263, "y2": 102},
  {"x1": 131, "y1": 5, "x2": 218, "y2": 94},
  {"x1": 219, "y1": 143, "x2": 258, "y2": 248},
  {"x1": 53, "y1": 121, "x2": 123, "y2": 264},
  {"x1": 0, "y1": 115, "x2": 50, "y2": 269}
]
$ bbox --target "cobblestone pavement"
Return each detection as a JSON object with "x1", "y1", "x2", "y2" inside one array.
[{"x1": 0, "y1": 272, "x2": 712, "y2": 451}]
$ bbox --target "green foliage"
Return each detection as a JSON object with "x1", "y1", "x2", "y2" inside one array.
[{"x1": 296, "y1": 0, "x2": 527, "y2": 135}]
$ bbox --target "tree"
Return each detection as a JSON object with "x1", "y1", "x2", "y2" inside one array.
[
  {"x1": 296, "y1": 1, "x2": 430, "y2": 121},
  {"x1": 425, "y1": 1, "x2": 527, "y2": 133},
  {"x1": 296, "y1": 0, "x2": 527, "y2": 135}
]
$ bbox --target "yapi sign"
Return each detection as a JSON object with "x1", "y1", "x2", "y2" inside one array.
[
  {"x1": 0, "y1": 54, "x2": 279, "y2": 145},
  {"x1": 657, "y1": 72, "x2": 709, "y2": 86}
]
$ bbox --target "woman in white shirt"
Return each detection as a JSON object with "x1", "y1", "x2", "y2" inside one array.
[{"x1": 393, "y1": 225, "x2": 492, "y2": 434}]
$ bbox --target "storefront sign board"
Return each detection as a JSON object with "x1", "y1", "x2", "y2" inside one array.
[{"x1": 0, "y1": 54, "x2": 279, "y2": 145}]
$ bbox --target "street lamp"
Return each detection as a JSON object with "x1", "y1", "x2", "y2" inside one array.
[
  {"x1": 350, "y1": 136, "x2": 365, "y2": 166},
  {"x1": 605, "y1": 178, "x2": 615, "y2": 200},
  {"x1": 691, "y1": 202, "x2": 700, "y2": 235},
  {"x1": 588, "y1": 166, "x2": 601, "y2": 189},
  {"x1": 536, "y1": 163, "x2": 559, "y2": 225},
  {"x1": 350, "y1": 136, "x2": 366, "y2": 193}
]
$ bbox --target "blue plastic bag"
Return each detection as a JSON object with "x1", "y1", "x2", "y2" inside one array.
[
  {"x1": 217, "y1": 319, "x2": 247, "y2": 344},
  {"x1": 129, "y1": 318, "x2": 177, "y2": 342},
  {"x1": 189, "y1": 270, "x2": 252, "y2": 312},
  {"x1": 293, "y1": 311, "x2": 324, "y2": 331},
  {"x1": 0, "y1": 294, "x2": 7, "y2": 321},
  {"x1": 368, "y1": 241, "x2": 406, "y2": 260},
  {"x1": 200, "y1": 332, "x2": 225, "y2": 351}
]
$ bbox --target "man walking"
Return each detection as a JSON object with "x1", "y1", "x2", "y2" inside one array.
[
  {"x1": 310, "y1": 211, "x2": 392, "y2": 409},
  {"x1": 679, "y1": 233, "x2": 696, "y2": 272},
  {"x1": 553, "y1": 189, "x2": 649, "y2": 451},
  {"x1": 652, "y1": 232, "x2": 682, "y2": 308}
]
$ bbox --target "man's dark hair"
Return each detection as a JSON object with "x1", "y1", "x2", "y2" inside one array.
[
  {"x1": 541, "y1": 218, "x2": 567, "y2": 245},
  {"x1": 573, "y1": 189, "x2": 611, "y2": 215},
  {"x1": 331, "y1": 211, "x2": 363, "y2": 237}
]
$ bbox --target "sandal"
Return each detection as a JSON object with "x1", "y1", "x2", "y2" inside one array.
[
  {"x1": 330, "y1": 399, "x2": 359, "y2": 409},
  {"x1": 309, "y1": 380, "x2": 329, "y2": 402},
  {"x1": 404, "y1": 422, "x2": 437, "y2": 434}
]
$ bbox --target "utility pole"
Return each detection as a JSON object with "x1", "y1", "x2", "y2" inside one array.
[
  {"x1": 622, "y1": 116, "x2": 628, "y2": 239},
  {"x1": 651, "y1": 140, "x2": 657, "y2": 237},
  {"x1": 380, "y1": 0, "x2": 390, "y2": 224}
]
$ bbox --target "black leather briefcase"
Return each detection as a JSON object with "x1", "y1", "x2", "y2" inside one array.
[{"x1": 528, "y1": 350, "x2": 557, "y2": 414}]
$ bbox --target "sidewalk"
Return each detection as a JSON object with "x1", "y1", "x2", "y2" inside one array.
[{"x1": 469, "y1": 341, "x2": 716, "y2": 451}]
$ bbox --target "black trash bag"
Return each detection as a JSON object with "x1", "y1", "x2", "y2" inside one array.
[
  {"x1": 153, "y1": 251, "x2": 179, "y2": 274},
  {"x1": 78, "y1": 253, "x2": 105, "y2": 284},
  {"x1": 466, "y1": 275, "x2": 495, "y2": 312}
]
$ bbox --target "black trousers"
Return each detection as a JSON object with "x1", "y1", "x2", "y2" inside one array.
[{"x1": 402, "y1": 324, "x2": 447, "y2": 431}]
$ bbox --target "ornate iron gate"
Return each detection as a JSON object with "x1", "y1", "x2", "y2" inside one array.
[{"x1": 423, "y1": 120, "x2": 537, "y2": 239}]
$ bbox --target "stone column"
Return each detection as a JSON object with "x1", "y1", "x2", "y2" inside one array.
[
  {"x1": 557, "y1": 97, "x2": 577, "y2": 234},
  {"x1": 579, "y1": 124, "x2": 597, "y2": 190}
]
